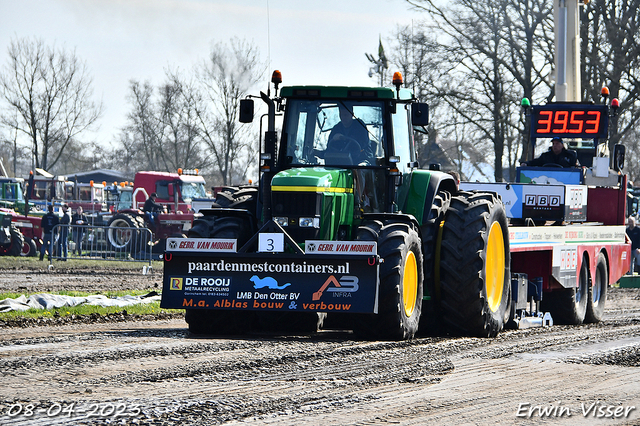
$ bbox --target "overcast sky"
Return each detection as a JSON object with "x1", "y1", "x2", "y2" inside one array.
[{"x1": 1, "y1": 0, "x2": 420, "y2": 147}]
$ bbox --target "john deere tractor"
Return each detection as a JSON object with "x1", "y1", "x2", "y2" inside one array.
[{"x1": 161, "y1": 71, "x2": 510, "y2": 340}]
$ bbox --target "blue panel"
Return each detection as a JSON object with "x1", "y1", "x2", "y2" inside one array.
[{"x1": 517, "y1": 167, "x2": 583, "y2": 185}]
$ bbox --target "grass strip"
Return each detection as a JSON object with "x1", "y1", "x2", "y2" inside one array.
[{"x1": 0, "y1": 289, "x2": 182, "y2": 323}]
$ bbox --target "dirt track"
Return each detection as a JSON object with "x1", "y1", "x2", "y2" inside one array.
[{"x1": 0, "y1": 270, "x2": 639, "y2": 425}]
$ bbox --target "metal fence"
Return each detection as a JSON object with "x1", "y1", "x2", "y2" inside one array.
[{"x1": 46, "y1": 224, "x2": 153, "y2": 267}]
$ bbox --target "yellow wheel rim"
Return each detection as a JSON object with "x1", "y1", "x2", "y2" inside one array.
[
  {"x1": 486, "y1": 222, "x2": 505, "y2": 313},
  {"x1": 403, "y1": 251, "x2": 418, "y2": 317}
]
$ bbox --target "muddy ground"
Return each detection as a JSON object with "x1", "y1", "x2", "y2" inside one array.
[{"x1": 0, "y1": 269, "x2": 639, "y2": 425}]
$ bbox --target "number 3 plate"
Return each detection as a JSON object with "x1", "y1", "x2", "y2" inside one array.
[{"x1": 258, "y1": 233, "x2": 284, "y2": 252}]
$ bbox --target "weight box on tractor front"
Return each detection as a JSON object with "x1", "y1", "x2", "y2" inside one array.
[{"x1": 161, "y1": 72, "x2": 513, "y2": 340}]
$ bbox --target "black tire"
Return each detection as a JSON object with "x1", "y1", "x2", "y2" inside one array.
[
  {"x1": 185, "y1": 216, "x2": 256, "y2": 336},
  {"x1": 188, "y1": 215, "x2": 217, "y2": 238},
  {"x1": 352, "y1": 220, "x2": 424, "y2": 340},
  {"x1": 418, "y1": 191, "x2": 450, "y2": 336},
  {"x1": 438, "y1": 191, "x2": 511, "y2": 337},
  {"x1": 189, "y1": 186, "x2": 258, "y2": 238},
  {"x1": 585, "y1": 253, "x2": 608, "y2": 323},
  {"x1": 0, "y1": 227, "x2": 25, "y2": 257},
  {"x1": 214, "y1": 186, "x2": 259, "y2": 213},
  {"x1": 20, "y1": 237, "x2": 38, "y2": 257},
  {"x1": 107, "y1": 213, "x2": 147, "y2": 253},
  {"x1": 542, "y1": 254, "x2": 589, "y2": 325}
]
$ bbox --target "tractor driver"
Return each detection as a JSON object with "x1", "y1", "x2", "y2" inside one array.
[
  {"x1": 324, "y1": 104, "x2": 371, "y2": 163},
  {"x1": 143, "y1": 192, "x2": 163, "y2": 230},
  {"x1": 521, "y1": 136, "x2": 580, "y2": 168}
]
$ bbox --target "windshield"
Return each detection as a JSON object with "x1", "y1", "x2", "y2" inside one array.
[
  {"x1": 181, "y1": 182, "x2": 207, "y2": 199},
  {"x1": 282, "y1": 99, "x2": 386, "y2": 167},
  {"x1": 118, "y1": 190, "x2": 133, "y2": 210},
  {"x1": 3, "y1": 183, "x2": 22, "y2": 201}
]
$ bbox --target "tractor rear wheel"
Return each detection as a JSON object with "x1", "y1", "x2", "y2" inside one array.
[
  {"x1": 188, "y1": 215, "x2": 216, "y2": 238},
  {"x1": 107, "y1": 213, "x2": 147, "y2": 253},
  {"x1": 418, "y1": 191, "x2": 450, "y2": 336},
  {"x1": 214, "y1": 186, "x2": 259, "y2": 213},
  {"x1": 185, "y1": 216, "x2": 256, "y2": 336},
  {"x1": 189, "y1": 186, "x2": 258, "y2": 238},
  {"x1": 438, "y1": 191, "x2": 511, "y2": 337},
  {"x1": 0, "y1": 227, "x2": 24, "y2": 257},
  {"x1": 585, "y1": 253, "x2": 608, "y2": 323},
  {"x1": 352, "y1": 220, "x2": 424, "y2": 340},
  {"x1": 543, "y1": 254, "x2": 589, "y2": 324}
]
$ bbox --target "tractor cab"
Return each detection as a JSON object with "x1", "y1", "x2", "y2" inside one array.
[{"x1": 263, "y1": 81, "x2": 428, "y2": 220}]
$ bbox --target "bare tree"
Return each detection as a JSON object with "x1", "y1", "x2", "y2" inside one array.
[
  {"x1": 582, "y1": 0, "x2": 640, "y2": 167},
  {"x1": 195, "y1": 38, "x2": 265, "y2": 186},
  {"x1": 0, "y1": 37, "x2": 102, "y2": 172},
  {"x1": 406, "y1": 0, "x2": 513, "y2": 181},
  {"x1": 157, "y1": 71, "x2": 207, "y2": 172},
  {"x1": 404, "y1": 0, "x2": 556, "y2": 181},
  {"x1": 123, "y1": 80, "x2": 163, "y2": 171},
  {"x1": 122, "y1": 73, "x2": 209, "y2": 174},
  {"x1": 388, "y1": 26, "x2": 452, "y2": 170}
]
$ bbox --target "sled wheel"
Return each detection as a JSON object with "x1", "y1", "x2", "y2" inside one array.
[
  {"x1": 542, "y1": 253, "x2": 589, "y2": 325},
  {"x1": 352, "y1": 220, "x2": 424, "y2": 340},
  {"x1": 585, "y1": 253, "x2": 607, "y2": 323},
  {"x1": 438, "y1": 191, "x2": 511, "y2": 337}
]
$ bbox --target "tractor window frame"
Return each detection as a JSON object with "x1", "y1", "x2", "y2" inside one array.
[
  {"x1": 391, "y1": 102, "x2": 414, "y2": 174},
  {"x1": 281, "y1": 99, "x2": 387, "y2": 168}
]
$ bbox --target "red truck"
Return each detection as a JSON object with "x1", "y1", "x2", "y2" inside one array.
[{"x1": 106, "y1": 170, "x2": 208, "y2": 253}]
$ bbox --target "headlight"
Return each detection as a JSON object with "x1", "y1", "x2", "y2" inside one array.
[
  {"x1": 299, "y1": 217, "x2": 319, "y2": 228},
  {"x1": 274, "y1": 216, "x2": 288, "y2": 227}
]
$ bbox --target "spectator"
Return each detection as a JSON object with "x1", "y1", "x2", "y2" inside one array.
[
  {"x1": 626, "y1": 216, "x2": 640, "y2": 274},
  {"x1": 71, "y1": 206, "x2": 89, "y2": 256},
  {"x1": 40, "y1": 205, "x2": 59, "y2": 261},
  {"x1": 143, "y1": 193, "x2": 163, "y2": 230},
  {"x1": 56, "y1": 204, "x2": 71, "y2": 260}
]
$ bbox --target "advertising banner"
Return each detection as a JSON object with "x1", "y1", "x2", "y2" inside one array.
[{"x1": 161, "y1": 252, "x2": 380, "y2": 314}]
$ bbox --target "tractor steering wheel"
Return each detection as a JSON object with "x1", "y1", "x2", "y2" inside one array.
[{"x1": 328, "y1": 136, "x2": 360, "y2": 153}]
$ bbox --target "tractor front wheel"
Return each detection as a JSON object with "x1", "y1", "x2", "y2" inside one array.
[
  {"x1": 352, "y1": 220, "x2": 424, "y2": 340},
  {"x1": 21, "y1": 237, "x2": 38, "y2": 257}
]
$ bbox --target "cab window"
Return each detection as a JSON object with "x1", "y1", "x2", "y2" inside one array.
[{"x1": 391, "y1": 104, "x2": 413, "y2": 174}]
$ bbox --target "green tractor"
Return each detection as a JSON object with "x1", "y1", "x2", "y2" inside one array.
[
  {"x1": 162, "y1": 71, "x2": 510, "y2": 340},
  {"x1": 0, "y1": 179, "x2": 27, "y2": 212}
]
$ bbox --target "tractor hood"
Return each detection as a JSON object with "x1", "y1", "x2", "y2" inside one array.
[
  {"x1": 271, "y1": 168, "x2": 353, "y2": 193},
  {"x1": 269, "y1": 168, "x2": 355, "y2": 241}
]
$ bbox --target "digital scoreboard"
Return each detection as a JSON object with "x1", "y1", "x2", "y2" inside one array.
[{"x1": 530, "y1": 104, "x2": 609, "y2": 140}]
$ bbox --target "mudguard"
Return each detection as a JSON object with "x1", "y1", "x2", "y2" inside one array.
[{"x1": 400, "y1": 170, "x2": 457, "y2": 225}]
